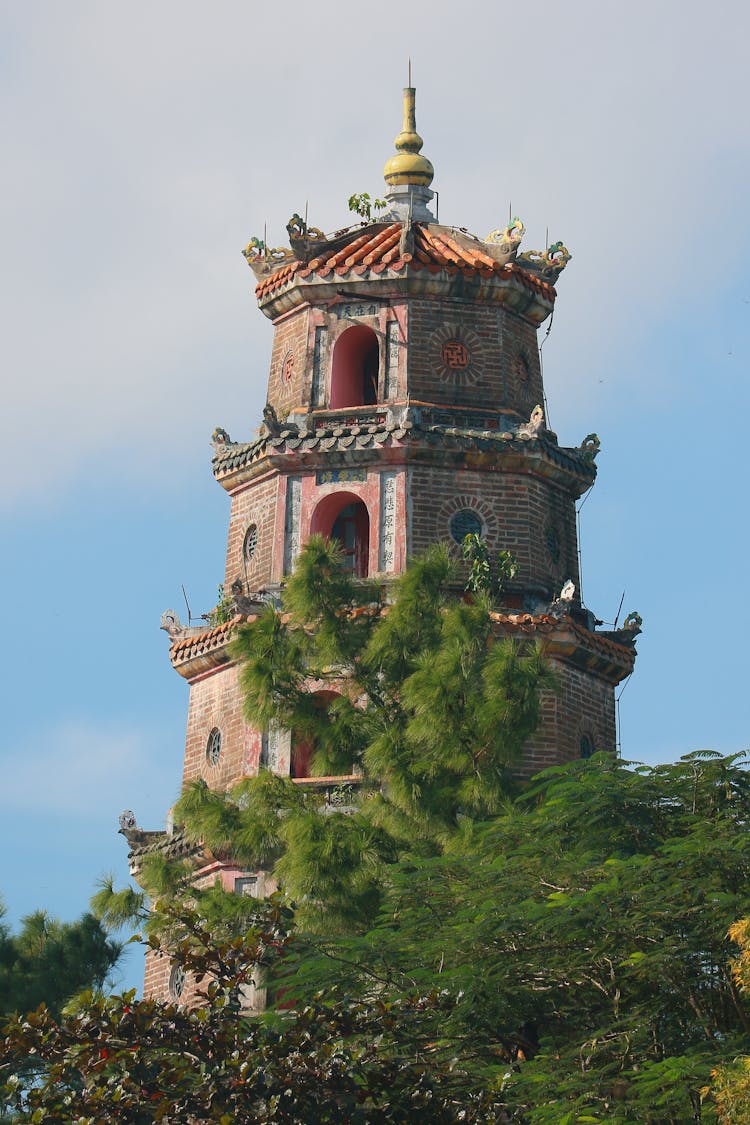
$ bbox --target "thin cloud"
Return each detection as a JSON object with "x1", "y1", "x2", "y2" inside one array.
[
  {"x1": 1, "y1": 0, "x2": 748, "y2": 508},
  {"x1": 0, "y1": 719, "x2": 175, "y2": 823}
]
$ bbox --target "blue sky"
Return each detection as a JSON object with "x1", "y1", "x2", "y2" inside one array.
[{"x1": 1, "y1": 1, "x2": 748, "y2": 993}]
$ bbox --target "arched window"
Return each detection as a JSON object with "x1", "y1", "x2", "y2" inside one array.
[
  {"x1": 330, "y1": 325, "x2": 379, "y2": 409},
  {"x1": 310, "y1": 492, "x2": 370, "y2": 578},
  {"x1": 291, "y1": 690, "x2": 341, "y2": 779},
  {"x1": 580, "y1": 734, "x2": 596, "y2": 760}
]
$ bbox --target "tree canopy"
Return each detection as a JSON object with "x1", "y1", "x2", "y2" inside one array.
[
  {"x1": 0, "y1": 899, "x2": 121, "y2": 1020},
  {"x1": 9, "y1": 540, "x2": 747, "y2": 1122},
  {"x1": 158, "y1": 537, "x2": 554, "y2": 935},
  {"x1": 1, "y1": 898, "x2": 504, "y2": 1123},
  {"x1": 4, "y1": 753, "x2": 750, "y2": 1121},
  {"x1": 283, "y1": 749, "x2": 750, "y2": 1121}
]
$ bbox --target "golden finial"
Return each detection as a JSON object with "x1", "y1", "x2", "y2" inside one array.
[{"x1": 383, "y1": 83, "x2": 434, "y2": 188}]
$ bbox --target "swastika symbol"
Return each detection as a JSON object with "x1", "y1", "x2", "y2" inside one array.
[
  {"x1": 442, "y1": 340, "x2": 470, "y2": 369},
  {"x1": 282, "y1": 350, "x2": 295, "y2": 382}
]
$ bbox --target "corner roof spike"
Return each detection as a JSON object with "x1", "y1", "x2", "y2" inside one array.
[{"x1": 383, "y1": 85, "x2": 434, "y2": 189}]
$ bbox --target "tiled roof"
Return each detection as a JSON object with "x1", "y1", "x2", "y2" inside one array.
[
  {"x1": 169, "y1": 614, "x2": 256, "y2": 665},
  {"x1": 167, "y1": 601, "x2": 633, "y2": 691},
  {"x1": 255, "y1": 222, "x2": 556, "y2": 302},
  {"x1": 490, "y1": 610, "x2": 636, "y2": 678},
  {"x1": 489, "y1": 611, "x2": 560, "y2": 633},
  {"x1": 212, "y1": 417, "x2": 595, "y2": 484},
  {"x1": 568, "y1": 618, "x2": 637, "y2": 663},
  {"x1": 124, "y1": 826, "x2": 201, "y2": 863}
]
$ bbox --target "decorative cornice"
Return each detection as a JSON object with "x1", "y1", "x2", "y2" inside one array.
[
  {"x1": 167, "y1": 602, "x2": 634, "y2": 690},
  {"x1": 211, "y1": 407, "x2": 597, "y2": 497},
  {"x1": 249, "y1": 221, "x2": 557, "y2": 325}
]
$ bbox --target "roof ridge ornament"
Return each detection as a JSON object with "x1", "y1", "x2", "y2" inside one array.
[
  {"x1": 516, "y1": 241, "x2": 572, "y2": 284},
  {"x1": 485, "y1": 217, "x2": 525, "y2": 256}
]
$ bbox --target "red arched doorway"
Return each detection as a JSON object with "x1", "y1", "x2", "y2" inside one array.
[
  {"x1": 290, "y1": 689, "x2": 341, "y2": 779},
  {"x1": 330, "y1": 325, "x2": 379, "y2": 409},
  {"x1": 310, "y1": 492, "x2": 370, "y2": 578}
]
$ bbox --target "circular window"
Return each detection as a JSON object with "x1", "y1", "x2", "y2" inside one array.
[
  {"x1": 243, "y1": 524, "x2": 258, "y2": 561},
  {"x1": 449, "y1": 509, "x2": 483, "y2": 545},
  {"x1": 168, "y1": 964, "x2": 186, "y2": 1001},
  {"x1": 580, "y1": 734, "x2": 595, "y2": 760},
  {"x1": 206, "y1": 727, "x2": 222, "y2": 767}
]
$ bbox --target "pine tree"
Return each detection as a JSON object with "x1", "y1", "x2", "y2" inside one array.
[
  {"x1": 0, "y1": 898, "x2": 121, "y2": 1019},
  {"x1": 22, "y1": 544, "x2": 750, "y2": 1119},
  {"x1": 165, "y1": 537, "x2": 555, "y2": 933}
]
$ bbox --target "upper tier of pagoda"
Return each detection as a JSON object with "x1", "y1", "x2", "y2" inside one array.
[{"x1": 242, "y1": 86, "x2": 571, "y2": 324}]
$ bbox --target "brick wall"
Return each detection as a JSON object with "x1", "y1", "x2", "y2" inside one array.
[
  {"x1": 409, "y1": 463, "x2": 579, "y2": 599},
  {"x1": 224, "y1": 473, "x2": 280, "y2": 592},
  {"x1": 404, "y1": 299, "x2": 543, "y2": 417},
  {"x1": 265, "y1": 308, "x2": 311, "y2": 419},
  {"x1": 182, "y1": 663, "x2": 261, "y2": 790},
  {"x1": 521, "y1": 659, "x2": 617, "y2": 778},
  {"x1": 143, "y1": 863, "x2": 273, "y2": 1007}
]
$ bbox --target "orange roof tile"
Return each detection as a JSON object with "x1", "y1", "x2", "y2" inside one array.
[
  {"x1": 254, "y1": 222, "x2": 556, "y2": 302},
  {"x1": 169, "y1": 615, "x2": 252, "y2": 662}
]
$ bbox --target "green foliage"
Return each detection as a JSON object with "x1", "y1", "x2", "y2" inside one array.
[
  {"x1": 1, "y1": 898, "x2": 505, "y2": 1123},
  {"x1": 217, "y1": 539, "x2": 553, "y2": 929},
  {"x1": 80, "y1": 543, "x2": 750, "y2": 1118},
  {"x1": 0, "y1": 899, "x2": 121, "y2": 1020},
  {"x1": 90, "y1": 876, "x2": 148, "y2": 932},
  {"x1": 462, "y1": 532, "x2": 518, "y2": 600},
  {"x1": 103, "y1": 541, "x2": 550, "y2": 947},
  {"x1": 348, "y1": 191, "x2": 387, "y2": 222},
  {"x1": 282, "y1": 751, "x2": 750, "y2": 1121},
  {"x1": 706, "y1": 917, "x2": 750, "y2": 1121},
  {"x1": 207, "y1": 583, "x2": 234, "y2": 627}
]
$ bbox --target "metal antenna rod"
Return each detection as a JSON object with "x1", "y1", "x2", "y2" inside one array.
[
  {"x1": 613, "y1": 590, "x2": 626, "y2": 630},
  {"x1": 181, "y1": 584, "x2": 193, "y2": 626}
]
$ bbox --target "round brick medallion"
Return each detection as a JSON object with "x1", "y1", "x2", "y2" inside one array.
[
  {"x1": 449, "y1": 508, "x2": 483, "y2": 544},
  {"x1": 580, "y1": 733, "x2": 596, "y2": 760},
  {"x1": 431, "y1": 325, "x2": 483, "y2": 383},
  {"x1": 169, "y1": 964, "x2": 186, "y2": 1000},
  {"x1": 281, "y1": 348, "x2": 295, "y2": 384}
]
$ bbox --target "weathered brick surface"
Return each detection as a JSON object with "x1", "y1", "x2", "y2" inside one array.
[
  {"x1": 182, "y1": 663, "x2": 261, "y2": 790},
  {"x1": 405, "y1": 299, "x2": 543, "y2": 417},
  {"x1": 265, "y1": 308, "x2": 311, "y2": 419},
  {"x1": 521, "y1": 661, "x2": 616, "y2": 779},
  {"x1": 408, "y1": 463, "x2": 579, "y2": 598},
  {"x1": 224, "y1": 473, "x2": 280, "y2": 591},
  {"x1": 151, "y1": 229, "x2": 634, "y2": 1002}
]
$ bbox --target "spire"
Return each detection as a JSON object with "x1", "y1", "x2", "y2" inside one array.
[
  {"x1": 382, "y1": 82, "x2": 435, "y2": 223},
  {"x1": 383, "y1": 86, "x2": 434, "y2": 188}
]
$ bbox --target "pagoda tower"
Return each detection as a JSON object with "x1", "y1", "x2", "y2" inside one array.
[{"x1": 127, "y1": 87, "x2": 639, "y2": 1002}]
